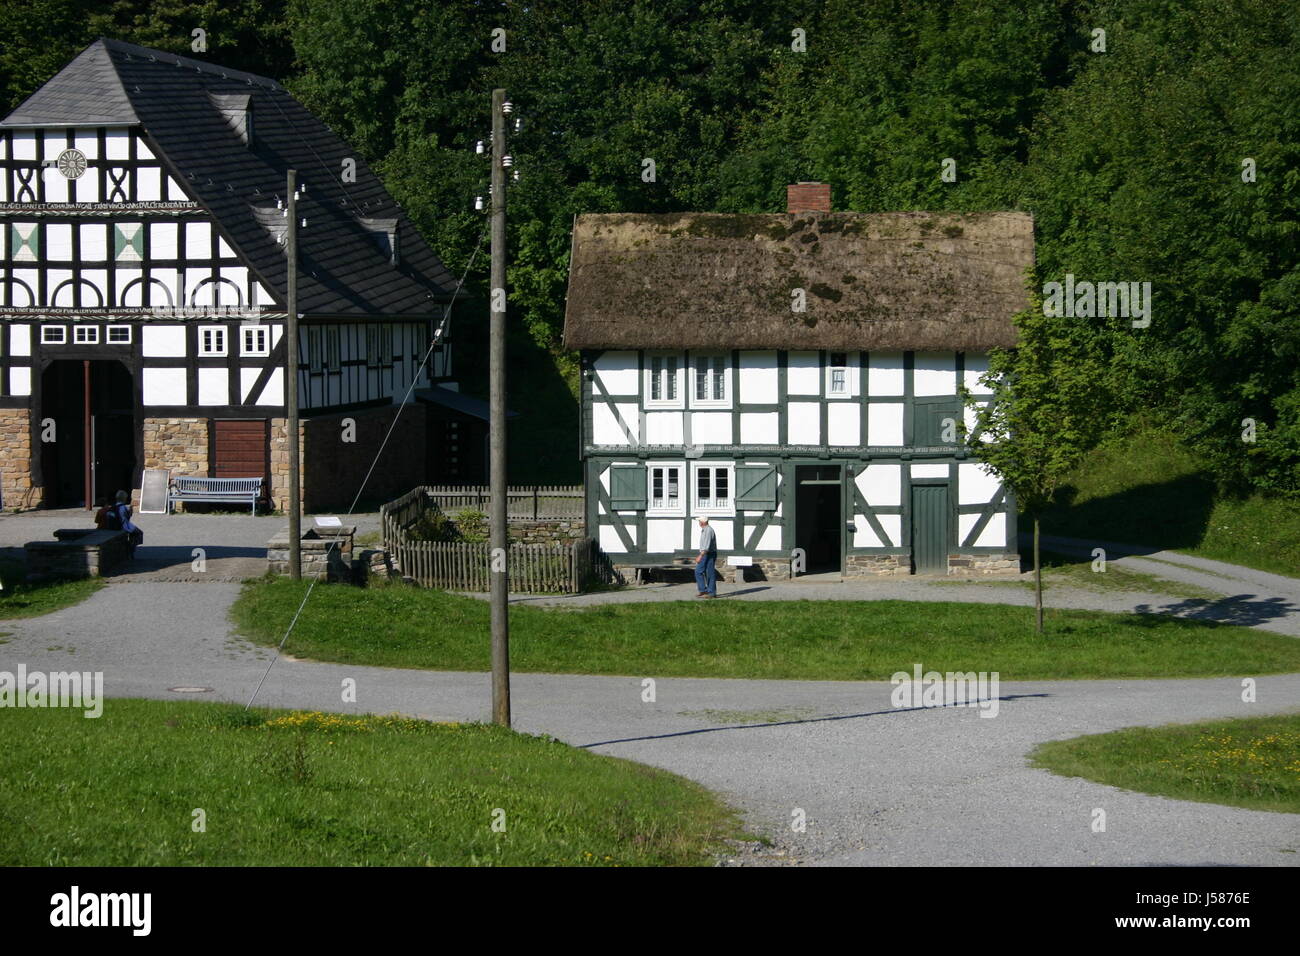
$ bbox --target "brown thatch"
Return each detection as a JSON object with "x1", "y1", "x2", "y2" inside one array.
[{"x1": 563, "y1": 210, "x2": 1034, "y2": 351}]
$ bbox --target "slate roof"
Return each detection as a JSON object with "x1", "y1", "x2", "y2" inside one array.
[
  {"x1": 2, "y1": 38, "x2": 458, "y2": 317},
  {"x1": 563, "y1": 211, "x2": 1034, "y2": 351}
]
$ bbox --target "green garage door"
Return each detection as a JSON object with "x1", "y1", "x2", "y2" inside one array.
[{"x1": 911, "y1": 484, "x2": 949, "y2": 574}]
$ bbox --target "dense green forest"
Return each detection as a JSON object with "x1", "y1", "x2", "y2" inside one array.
[{"x1": 3, "y1": 0, "x2": 1297, "y2": 497}]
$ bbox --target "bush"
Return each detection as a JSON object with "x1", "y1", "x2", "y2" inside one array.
[
  {"x1": 455, "y1": 508, "x2": 489, "y2": 542},
  {"x1": 405, "y1": 507, "x2": 461, "y2": 543}
]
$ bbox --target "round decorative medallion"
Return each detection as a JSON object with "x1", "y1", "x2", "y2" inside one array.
[{"x1": 56, "y1": 148, "x2": 87, "y2": 179}]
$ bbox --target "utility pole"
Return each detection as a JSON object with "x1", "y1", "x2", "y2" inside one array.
[
  {"x1": 489, "y1": 89, "x2": 511, "y2": 727},
  {"x1": 286, "y1": 169, "x2": 301, "y2": 580}
]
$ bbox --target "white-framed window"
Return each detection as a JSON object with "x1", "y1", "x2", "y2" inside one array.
[
  {"x1": 366, "y1": 324, "x2": 394, "y2": 368},
  {"x1": 645, "y1": 352, "x2": 683, "y2": 408},
  {"x1": 199, "y1": 326, "x2": 227, "y2": 356},
  {"x1": 693, "y1": 462, "x2": 734, "y2": 515},
  {"x1": 326, "y1": 326, "x2": 341, "y2": 371},
  {"x1": 691, "y1": 353, "x2": 730, "y2": 407},
  {"x1": 41, "y1": 325, "x2": 67, "y2": 345},
  {"x1": 826, "y1": 350, "x2": 853, "y2": 397},
  {"x1": 74, "y1": 325, "x2": 99, "y2": 344},
  {"x1": 307, "y1": 326, "x2": 323, "y2": 371},
  {"x1": 241, "y1": 325, "x2": 270, "y2": 356},
  {"x1": 106, "y1": 325, "x2": 132, "y2": 344},
  {"x1": 647, "y1": 462, "x2": 685, "y2": 516}
]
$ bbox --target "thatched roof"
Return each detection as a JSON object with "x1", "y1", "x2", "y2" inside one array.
[{"x1": 563, "y1": 210, "x2": 1034, "y2": 351}]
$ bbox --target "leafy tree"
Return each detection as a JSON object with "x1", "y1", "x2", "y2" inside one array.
[{"x1": 964, "y1": 293, "x2": 1114, "y2": 633}]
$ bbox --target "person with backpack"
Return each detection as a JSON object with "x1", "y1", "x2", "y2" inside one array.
[{"x1": 110, "y1": 490, "x2": 143, "y2": 558}]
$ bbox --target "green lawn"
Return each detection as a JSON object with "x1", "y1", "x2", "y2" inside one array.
[
  {"x1": 0, "y1": 558, "x2": 102, "y2": 619},
  {"x1": 1038, "y1": 423, "x2": 1300, "y2": 578},
  {"x1": 1030, "y1": 713, "x2": 1300, "y2": 814},
  {"x1": 0, "y1": 698, "x2": 743, "y2": 866},
  {"x1": 231, "y1": 577, "x2": 1300, "y2": 681}
]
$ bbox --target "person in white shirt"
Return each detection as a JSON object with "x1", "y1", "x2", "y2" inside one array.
[{"x1": 694, "y1": 515, "x2": 718, "y2": 597}]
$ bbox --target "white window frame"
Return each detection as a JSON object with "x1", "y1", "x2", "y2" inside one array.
[
  {"x1": 826, "y1": 350, "x2": 855, "y2": 398},
  {"x1": 74, "y1": 325, "x2": 99, "y2": 345},
  {"x1": 41, "y1": 325, "x2": 67, "y2": 345},
  {"x1": 644, "y1": 352, "x2": 684, "y2": 409},
  {"x1": 241, "y1": 325, "x2": 270, "y2": 357},
  {"x1": 646, "y1": 462, "x2": 686, "y2": 516},
  {"x1": 198, "y1": 325, "x2": 227, "y2": 357},
  {"x1": 690, "y1": 353, "x2": 731, "y2": 408},
  {"x1": 106, "y1": 325, "x2": 132, "y2": 344},
  {"x1": 692, "y1": 462, "x2": 735, "y2": 516},
  {"x1": 307, "y1": 326, "x2": 324, "y2": 372},
  {"x1": 325, "y1": 325, "x2": 341, "y2": 372}
]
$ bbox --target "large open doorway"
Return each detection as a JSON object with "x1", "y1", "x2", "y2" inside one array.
[
  {"x1": 793, "y1": 464, "x2": 842, "y2": 574},
  {"x1": 40, "y1": 360, "x2": 137, "y2": 508}
]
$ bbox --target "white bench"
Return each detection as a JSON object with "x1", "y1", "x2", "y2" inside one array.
[{"x1": 168, "y1": 476, "x2": 265, "y2": 515}]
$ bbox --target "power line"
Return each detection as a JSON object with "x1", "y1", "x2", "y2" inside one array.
[{"x1": 245, "y1": 221, "x2": 488, "y2": 710}]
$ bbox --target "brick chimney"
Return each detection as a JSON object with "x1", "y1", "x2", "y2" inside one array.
[{"x1": 787, "y1": 181, "x2": 831, "y2": 214}]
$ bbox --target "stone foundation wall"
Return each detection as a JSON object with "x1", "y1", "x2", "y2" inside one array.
[
  {"x1": 510, "y1": 519, "x2": 585, "y2": 546},
  {"x1": 268, "y1": 417, "x2": 302, "y2": 514},
  {"x1": 137, "y1": 418, "x2": 208, "y2": 509},
  {"x1": 844, "y1": 553, "x2": 911, "y2": 577},
  {"x1": 948, "y1": 553, "x2": 1021, "y2": 575},
  {"x1": 746, "y1": 557, "x2": 792, "y2": 581},
  {"x1": 25, "y1": 530, "x2": 129, "y2": 579},
  {"x1": 267, "y1": 526, "x2": 355, "y2": 581},
  {"x1": 0, "y1": 407, "x2": 39, "y2": 510}
]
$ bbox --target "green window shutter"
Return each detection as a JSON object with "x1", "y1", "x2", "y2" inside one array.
[
  {"x1": 609, "y1": 464, "x2": 647, "y2": 511},
  {"x1": 915, "y1": 401, "x2": 961, "y2": 446},
  {"x1": 735, "y1": 464, "x2": 777, "y2": 510}
]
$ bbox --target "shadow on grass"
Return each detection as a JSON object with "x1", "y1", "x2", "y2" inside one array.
[
  {"x1": 1132, "y1": 594, "x2": 1299, "y2": 631},
  {"x1": 581, "y1": 693, "x2": 1052, "y2": 749},
  {"x1": 1033, "y1": 472, "x2": 1219, "y2": 554}
]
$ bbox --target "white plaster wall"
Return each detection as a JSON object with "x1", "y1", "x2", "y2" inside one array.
[
  {"x1": 788, "y1": 402, "x2": 820, "y2": 444},
  {"x1": 868, "y1": 403, "x2": 904, "y2": 445},
  {"x1": 142, "y1": 368, "x2": 186, "y2": 405},
  {"x1": 738, "y1": 351, "x2": 778, "y2": 403}
]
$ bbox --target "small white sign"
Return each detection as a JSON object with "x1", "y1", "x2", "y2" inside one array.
[
  {"x1": 314, "y1": 516, "x2": 342, "y2": 527},
  {"x1": 727, "y1": 555, "x2": 753, "y2": 566}
]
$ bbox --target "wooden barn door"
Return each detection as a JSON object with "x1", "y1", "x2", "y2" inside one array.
[
  {"x1": 211, "y1": 420, "x2": 269, "y2": 480},
  {"x1": 911, "y1": 484, "x2": 949, "y2": 574}
]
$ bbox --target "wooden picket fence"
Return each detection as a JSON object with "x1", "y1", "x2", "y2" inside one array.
[
  {"x1": 379, "y1": 486, "x2": 614, "y2": 594},
  {"x1": 423, "y1": 484, "x2": 583, "y2": 521}
]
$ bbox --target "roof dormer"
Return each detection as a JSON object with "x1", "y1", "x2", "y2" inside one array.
[
  {"x1": 208, "y1": 92, "x2": 253, "y2": 147},
  {"x1": 361, "y1": 217, "x2": 399, "y2": 266}
]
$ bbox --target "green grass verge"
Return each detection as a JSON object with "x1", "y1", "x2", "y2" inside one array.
[
  {"x1": 0, "y1": 558, "x2": 102, "y2": 620},
  {"x1": 231, "y1": 577, "x2": 1300, "y2": 680},
  {"x1": 1039, "y1": 424, "x2": 1300, "y2": 578},
  {"x1": 0, "y1": 698, "x2": 743, "y2": 866},
  {"x1": 1030, "y1": 713, "x2": 1300, "y2": 814}
]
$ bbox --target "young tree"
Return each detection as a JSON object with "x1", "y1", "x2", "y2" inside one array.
[{"x1": 962, "y1": 293, "x2": 1114, "y2": 633}]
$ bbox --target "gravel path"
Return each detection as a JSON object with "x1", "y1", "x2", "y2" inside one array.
[
  {"x1": 0, "y1": 507, "x2": 381, "y2": 583},
  {"x1": 2, "y1": 517, "x2": 1296, "y2": 866},
  {"x1": 491, "y1": 533, "x2": 1300, "y2": 638}
]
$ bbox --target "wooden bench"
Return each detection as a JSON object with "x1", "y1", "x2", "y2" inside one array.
[{"x1": 168, "y1": 476, "x2": 265, "y2": 515}]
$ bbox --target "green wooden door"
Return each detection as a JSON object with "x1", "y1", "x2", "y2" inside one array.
[{"x1": 911, "y1": 484, "x2": 949, "y2": 574}]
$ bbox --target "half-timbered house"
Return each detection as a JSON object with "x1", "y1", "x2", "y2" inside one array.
[
  {"x1": 563, "y1": 184, "x2": 1032, "y2": 578},
  {"x1": 0, "y1": 38, "x2": 461, "y2": 512}
]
